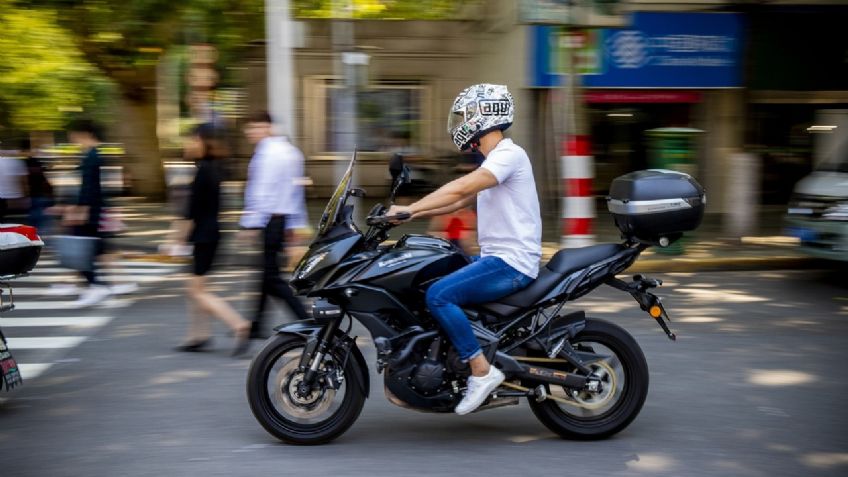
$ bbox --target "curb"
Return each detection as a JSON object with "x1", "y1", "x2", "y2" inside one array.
[
  {"x1": 626, "y1": 255, "x2": 820, "y2": 273},
  {"x1": 539, "y1": 247, "x2": 818, "y2": 273}
]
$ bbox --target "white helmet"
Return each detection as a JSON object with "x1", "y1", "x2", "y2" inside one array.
[{"x1": 447, "y1": 83, "x2": 514, "y2": 150}]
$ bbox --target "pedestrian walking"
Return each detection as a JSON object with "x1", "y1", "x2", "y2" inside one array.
[
  {"x1": 46, "y1": 126, "x2": 137, "y2": 301},
  {"x1": 238, "y1": 112, "x2": 309, "y2": 340},
  {"x1": 20, "y1": 138, "x2": 55, "y2": 232},
  {"x1": 62, "y1": 120, "x2": 112, "y2": 307},
  {"x1": 176, "y1": 124, "x2": 251, "y2": 356},
  {"x1": 0, "y1": 145, "x2": 27, "y2": 222}
]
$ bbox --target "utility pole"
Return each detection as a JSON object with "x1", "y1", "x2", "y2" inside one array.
[
  {"x1": 561, "y1": 25, "x2": 595, "y2": 248},
  {"x1": 331, "y1": 1, "x2": 357, "y2": 154},
  {"x1": 265, "y1": 0, "x2": 296, "y2": 138}
]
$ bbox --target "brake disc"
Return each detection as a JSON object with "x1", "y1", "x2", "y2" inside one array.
[{"x1": 273, "y1": 359, "x2": 336, "y2": 419}]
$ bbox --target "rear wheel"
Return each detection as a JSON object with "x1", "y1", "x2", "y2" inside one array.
[
  {"x1": 246, "y1": 334, "x2": 366, "y2": 445},
  {"x1": 528, "y1": 318, "x2": 649, "y2": 440}
]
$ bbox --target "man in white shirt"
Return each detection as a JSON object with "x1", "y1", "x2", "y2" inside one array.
[
  {"x1": 240, "y1": 112, "x2": 310, "y2": 339},
  {"x1": 388, "y1": 84, "x2": 542, "y2": 415}
]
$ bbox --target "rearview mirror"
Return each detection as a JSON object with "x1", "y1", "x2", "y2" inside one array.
[
  {"x1": 388, "y1": 156, "x2": 411, "y2": 204},
  {"x1": 389, "y1": 153, "x2": 404, "y2": 178}
]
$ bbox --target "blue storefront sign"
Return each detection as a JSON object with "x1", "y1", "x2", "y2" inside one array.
[{"x1": 530, "y1": 12, "x2": 744, "y2": 88}]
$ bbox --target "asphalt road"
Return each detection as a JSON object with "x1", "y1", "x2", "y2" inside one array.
[{"x1": 1, "y1": 268, "x2": 847, "y2": 477}]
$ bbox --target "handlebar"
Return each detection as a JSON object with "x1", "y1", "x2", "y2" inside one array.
[{"x1": 366, "y1": 212, "x2": 412, "y2": 226}]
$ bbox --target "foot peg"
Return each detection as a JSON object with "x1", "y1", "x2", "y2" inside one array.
[{"x1": 533, "y1": 385, "x2": 548, "y2": 403}]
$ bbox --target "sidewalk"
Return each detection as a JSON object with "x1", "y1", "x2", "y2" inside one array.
[{"x1": 107, "y1": 197, "x2": 818, "y2": 273}]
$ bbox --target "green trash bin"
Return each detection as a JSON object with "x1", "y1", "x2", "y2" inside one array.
[{"x1": 645, "y1": 128, "x2": 703, "y2": 255}]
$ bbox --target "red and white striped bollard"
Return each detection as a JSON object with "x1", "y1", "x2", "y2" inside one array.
[{"x1": 561, "y1": 135, "x2": 595, "y2": 248}]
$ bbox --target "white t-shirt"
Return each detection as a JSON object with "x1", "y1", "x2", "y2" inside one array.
[
  {"x1": 477, "y1": 138, "x2": 542, "y2": 278},
  {"x1": 240, "y1": 136, "x2": 308, "y2": 230}
]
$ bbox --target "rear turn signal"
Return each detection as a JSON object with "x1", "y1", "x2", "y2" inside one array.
[{"x1": 649, "y1": 305, "x2": 663, "y2": 318}]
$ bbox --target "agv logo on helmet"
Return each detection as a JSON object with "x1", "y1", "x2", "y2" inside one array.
[{"x1": 479, "y1": 99, "x2": 511, "y2": 116}]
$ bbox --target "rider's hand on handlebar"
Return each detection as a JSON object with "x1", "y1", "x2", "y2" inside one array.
[{"x1": 386, "y1": 205, "x2": 414, "y2": 224}]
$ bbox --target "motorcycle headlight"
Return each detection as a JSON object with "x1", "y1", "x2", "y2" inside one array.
[
  {"x1": 823, "y1": 202, "x2": 848, "y2": 221},
  {"x1": 294, "y1": 251, "x2": 329, "y2": 280}
]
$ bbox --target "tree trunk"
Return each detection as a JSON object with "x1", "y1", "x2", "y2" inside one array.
[{"x1": 116, "y1": 92, "x2": 166, "y2": 200}]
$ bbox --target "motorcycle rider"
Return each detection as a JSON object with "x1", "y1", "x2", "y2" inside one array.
[{"x1": 388, "y1": 84, "x2": 542, "y2": 414}]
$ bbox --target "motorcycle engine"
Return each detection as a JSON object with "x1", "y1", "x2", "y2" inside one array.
[
  {"x1": 410, "y1": 359, "x2": 444, "y2": 393},
  {"x1": 385, "y1": 335, "x2": 472, "y2": 397},
  {"x1": 401, "y1": 336, "x2": 454, "y2": 395}
]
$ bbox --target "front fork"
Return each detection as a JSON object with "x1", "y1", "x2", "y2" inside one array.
[{"x1": 298, "y1": 318, "x2": 343, "y2": 395}]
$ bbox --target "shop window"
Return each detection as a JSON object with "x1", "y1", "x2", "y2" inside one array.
[{"x1": 306, "y1": 78, "x2": 427, "y2": 154}]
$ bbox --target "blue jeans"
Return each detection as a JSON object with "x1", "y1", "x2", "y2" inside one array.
[{"x1": 425, "y1": 256, "x2": 534, "y2": 361}]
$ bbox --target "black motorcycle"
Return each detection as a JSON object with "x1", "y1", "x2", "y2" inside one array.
[{"x1": 246, "y1": 152, "x2": 705, "y2": 444}]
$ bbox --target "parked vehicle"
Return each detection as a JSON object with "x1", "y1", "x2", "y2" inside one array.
[
  {"x1": 245, "y1": 153, "x2": 705, "y2": 444},
  {"x1": 0, "y1": 224, "x2": 43, "y2": 391},
  {"x1": 785, "y1": 153, "x2": 848, "y2": 261}
]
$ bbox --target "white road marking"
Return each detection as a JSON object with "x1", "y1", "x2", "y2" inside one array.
[
  {"x1": 15, "y1": 274, "x2": 180, "y2": 284},
  {"x1": 13, "y1": 299, "x2": 130, "y2": 310},
  {"x1": 18, "y1": 363, "x2": 52, "y2": 379},
  {"x1": 0, "y1": 316, "x2": 112, "y2": 328},
  {"x1": 6, "y1": 336, "x2": 88, "y2": 349},
  {"x1": 34, "y1": 259, "x2": 176, "y2": 268},
  {"x1": 32, "y1": 267, "x2": 175, "y2": 275}
]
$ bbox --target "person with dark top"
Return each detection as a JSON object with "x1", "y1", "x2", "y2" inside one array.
[
  {"x1": 238, "y1": 112, "x2": 309, "y2": 339},
  {"x1": 177, "y1": 124, "x2": 251, "y2": 356},
  {"x1": 66, "y1": 120, "x2": 111, "y2": 307},
  {"x1": 20, "y1": 139, "x2": 55, "y2": 232}
]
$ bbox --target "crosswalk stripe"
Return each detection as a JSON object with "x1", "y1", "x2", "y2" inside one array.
[
  {"x1": 1, "y1": 240, "x2": 180, "y2": 387},
  {"x1": 0, "y1": 287, "x2": 73, "y2": 296},
  {"x1": 0, "y1": 316, "x2": 112, "y2": 328},
  {"x1": 14, "y1": 274, "x2": 182, "y2": 284},
  {"x1": 34, "y1": 259, "x2": 178, "y2": 268},
  {"x1": 2, "y1": 287, "x2": 152, "y2": 296},
  {"x1": 17, "y1": 363, "x2": 52, "y2": 380},
  {"x1": 13, "y1": 300, "x2": 130, "y2": 311},
  {"x1": 113, "y1": 260, "x2": 182, "y2": 268},
  {"x1": 6, "y1": 336, "x2": 88, "y2": 349},
  {"x1": 33, "y1": 267, "x2": 175, "y2": 275}
]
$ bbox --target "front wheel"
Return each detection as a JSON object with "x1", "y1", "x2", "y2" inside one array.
[
  {"x1": 528, "y1": 318, "x2": 649, "y2": 440},
  {"x1": 246, "y1": 333, "x2": 366, "y2": 445}
]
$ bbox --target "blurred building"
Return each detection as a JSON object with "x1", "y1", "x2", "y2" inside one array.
[{"x1": 243, "y1": 0, "x2": 848, "y2": 229}]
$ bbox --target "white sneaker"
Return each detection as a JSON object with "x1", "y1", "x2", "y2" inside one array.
[
  {"x1": 110, "y1": 283, "x2": 139, "y2": 295},
  {"x1": 73, "y1": 286, "x2": 111, "y2": 308},
  {"x1": 46, "y1": 284, "x2": 80, "y2": 296},
  {"x1": 454, "y1": 366, "x2": 505, "y2": 415}
]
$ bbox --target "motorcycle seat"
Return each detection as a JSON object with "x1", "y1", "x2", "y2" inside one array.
[
  {"x1": 545, "y1": 244, "x2": 627, "y2": 275},
  {"x1": 475, "y1": 244, "x2": 627, "y2": 316}
]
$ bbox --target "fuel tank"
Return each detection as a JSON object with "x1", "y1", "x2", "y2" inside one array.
[{"x1": 352, "y1": 234, "x2": 470, "y2": 297}]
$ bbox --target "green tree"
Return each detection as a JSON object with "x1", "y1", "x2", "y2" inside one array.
[
  {"x1": 12, "y1": 0, "x2": 467, "y2": 195},
  {"x1": 0, "y1": 5, "x2": 108, "y2": 135},
  {"x1": 17, "y1": 0, "x2": 265, "y2": 196},
  {"x1": 293, "y1": 0, "x2": 465, "y2": 19}
]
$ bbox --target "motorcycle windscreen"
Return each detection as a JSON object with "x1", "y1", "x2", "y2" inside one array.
[{"x1": 316, "y1": 151, "x2": 356, "y2": 237}]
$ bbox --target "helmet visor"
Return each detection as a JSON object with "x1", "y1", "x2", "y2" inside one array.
[{"x1": 447, "y1": 110, "x2": 465, "y2": 133}]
